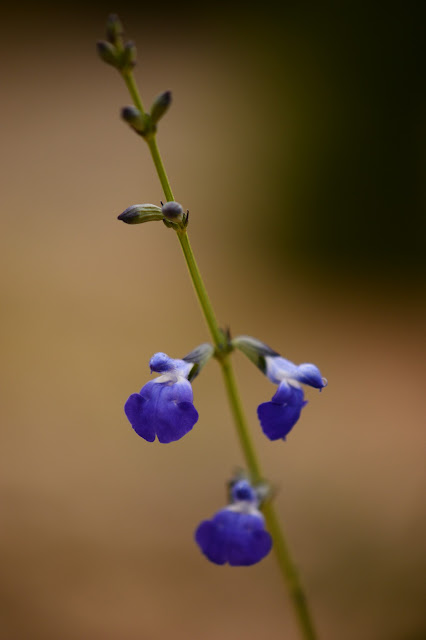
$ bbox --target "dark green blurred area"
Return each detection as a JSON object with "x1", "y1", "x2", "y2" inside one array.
[
  {"x1": 257, "y1": 4, "x2": 426, "y2": 282},
  {"x1": 22, "y1": 0, "x2": 425, "y2": 283}
]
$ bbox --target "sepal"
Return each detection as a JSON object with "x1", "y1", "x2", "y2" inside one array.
[
  {"x1": 117, "y1": 204, "x2": 163, "y2": 225},
  {"x1": 121, "y1": 106, "x2": 149, "y2": 135},
  {"x1": 182, "y1": 343, "x2": 214, "y2": 381},
  {"x1": 233, "y1": 335, "x2": 279, "y2": 374}
]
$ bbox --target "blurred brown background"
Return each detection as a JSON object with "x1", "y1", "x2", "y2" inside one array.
[{"x1": 1, "y1": 2, "x2": 425, "y2": 639}]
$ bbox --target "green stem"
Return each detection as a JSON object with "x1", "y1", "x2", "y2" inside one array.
[
  {"x1": 176, "y1": 231, "x2": 223, "y2": 346},
  {"x1": 220, "y1": 356, "x2": 262, "y2": 481},
  {"x1": 122, "y1": 71, "x2": 174, "y2": 202},
  {"x1": 122, "y1": 70, "x2": 145, "y2": 113},
  {"x1": 263, "y1": 502, "x2": 317, "y2": 640},
  {"x1": 121, "y1": 66, "x2": 318, "y2": 640},
  {"x1": 147, "y1": 137, "x2": 174, "y2": 203}
]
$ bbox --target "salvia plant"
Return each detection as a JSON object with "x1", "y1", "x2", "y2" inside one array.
[{"x1": 97, "y1": 15, "x2": 327, "y2": 640}]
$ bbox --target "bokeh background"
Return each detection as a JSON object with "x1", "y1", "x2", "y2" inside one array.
[{"x1": 1, "y1": 2, "x2": 425, "y2": 639}]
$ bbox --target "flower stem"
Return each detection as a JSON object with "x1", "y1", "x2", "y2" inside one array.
[
  {"x1": 220, "y1": 356, "x2": 262, "y2": 482},
  {"x1": 263, "y1": 502, "x2": 318, "y2": 640},
  {"x1": 176, "y1": 232, "x2": 224, "y2": 346},
  {"x1": 147, "y1": 136, "x2": 174, "y2": 203},
  {"x1": 121, "y1": 67, "x2": 318, "y2": 640},
  {"x1": 122, "y1": 70, "x2": 145, "y2": 114}
]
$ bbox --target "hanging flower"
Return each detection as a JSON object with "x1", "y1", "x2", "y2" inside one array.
[
  {"x1": 195, "y1": 479, "x2": 272, "y2": 566},
  {"x1": 124, "y1": 352, "x2": 199, "y2": 443},
  {"x1": 233, "y1": 336, "x2": 327, "y2": 441},
  {"x1": 257, "y1": 355, "x2": 327, "y2": 440}
]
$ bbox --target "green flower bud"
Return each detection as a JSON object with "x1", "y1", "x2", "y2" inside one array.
[
  {"x1": 106, "y1": 14, "x2": 124, "y2": 47},
  {"x1": 96, "y1": 41, "x2": 119, "y2": 68},
  {"x1": 121, "y1": 106, "x2": 147, "y2": 135},
  {"x1": 150, "y1": 91, "x2": 172, "y2": 125},
  {"x1": 120, "y1": 41, "x2": 137, "y2": 71},
  {"x1": 117, "y1": 204, "x2": 164, "y2": 225}
]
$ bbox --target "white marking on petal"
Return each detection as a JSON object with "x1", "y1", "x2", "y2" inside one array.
[{"x1": 226, "y1": 503, "x2": 263, "y2": 517}]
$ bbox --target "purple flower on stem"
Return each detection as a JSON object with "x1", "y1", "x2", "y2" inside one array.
[
  {"x1": 195, "y1": 479, "x2": 272, "y2": 566},
  {"x1": 124, "y1": 352, "x2": 199, "y2": 443},
  {"x1": 257, "y1": 355, "x2": 327, "y2": 441}
]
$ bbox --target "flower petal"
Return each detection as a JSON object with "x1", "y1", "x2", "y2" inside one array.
[
  {"x1": 124, "y1": 393, "x2": 156, "y2": 442},
  {"x1": 195, "y1": 520, "x2": 227, "y2": 565},
  {"x1": 155, "y1": 399, "x2": 199, "y2": 444},
  {"x1": 271, "y1": 380, "x2": 298, "y2": 404},
  {"x1": 264, "y1": 356, "x2": 300, "y2": 384},
  {"x1": 231, "y1": 479, "x2": 257, "y2": 504},
  {"x1": 195, "y1": 508, "x2": 272, "y2": 566},
  {"x1": 149, "y1": 352, "x2": 192, "y2": 378},
  {"x1": 125, "y1": 378, "x2": 198, "y2": 443},
  {"x1": 257, "y1": 384, "x2": 307, "y2": 440},
  {"x1": 292, "y1": 363, "x2": 327, "y2": 389}
]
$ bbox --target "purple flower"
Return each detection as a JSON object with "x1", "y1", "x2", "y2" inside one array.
[
  {"x1": 124, "y1": 352, "x2": 199, "y2": 443},
  {"x1": 257, "y1": 355, "x2": 327, "y2": 441},
  {"x1": 195, "y1": 479, "x2": 272, "y2": 566}
]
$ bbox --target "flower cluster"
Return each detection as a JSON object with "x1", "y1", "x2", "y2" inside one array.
[
  {"x1": 125, "y1": 339, "x2": 326, "y2": 446},
  {"x1": 123, "y1": 338, "x2": 326, "y2": 565}
]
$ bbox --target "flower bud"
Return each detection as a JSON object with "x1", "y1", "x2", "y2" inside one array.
[
  {"x1": 161, "y1": 201, "x2": 184, "y2": 222},
  {"x1": 96, "y1": 41, "x2": 119, "y2": 68},
  {"x1": 117, "y1": 204, "x2": 163, "y2": 225},
  {"x1": 228, "y1": 471, "x2": 271, "y2": 506},
  {"x1": 106, "y1": 14, "x2": 124, "y2": 47},
  {"x1": 121, "y1": 41, "x2": 137, "y2": 71},
  {"x1": 150, "y1": 91, "x2": 172, "y2": 125},
  {"x1": 121, "y1": 106, "x2": 147, "y2": 135}
]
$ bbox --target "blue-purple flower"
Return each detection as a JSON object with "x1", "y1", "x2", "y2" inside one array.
[
  {"x1": 257, "y1": 355, "x2": 327, "y2": 441},
  {"x1": 195, "y1": 479, "x2": 272, "y2": 566},
  {"x1": 233, "y1": 336, "x2": 327, "y2": 441},
  {"x1": 124, "y1": 352, "x2": 199, "y2": 443}
]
